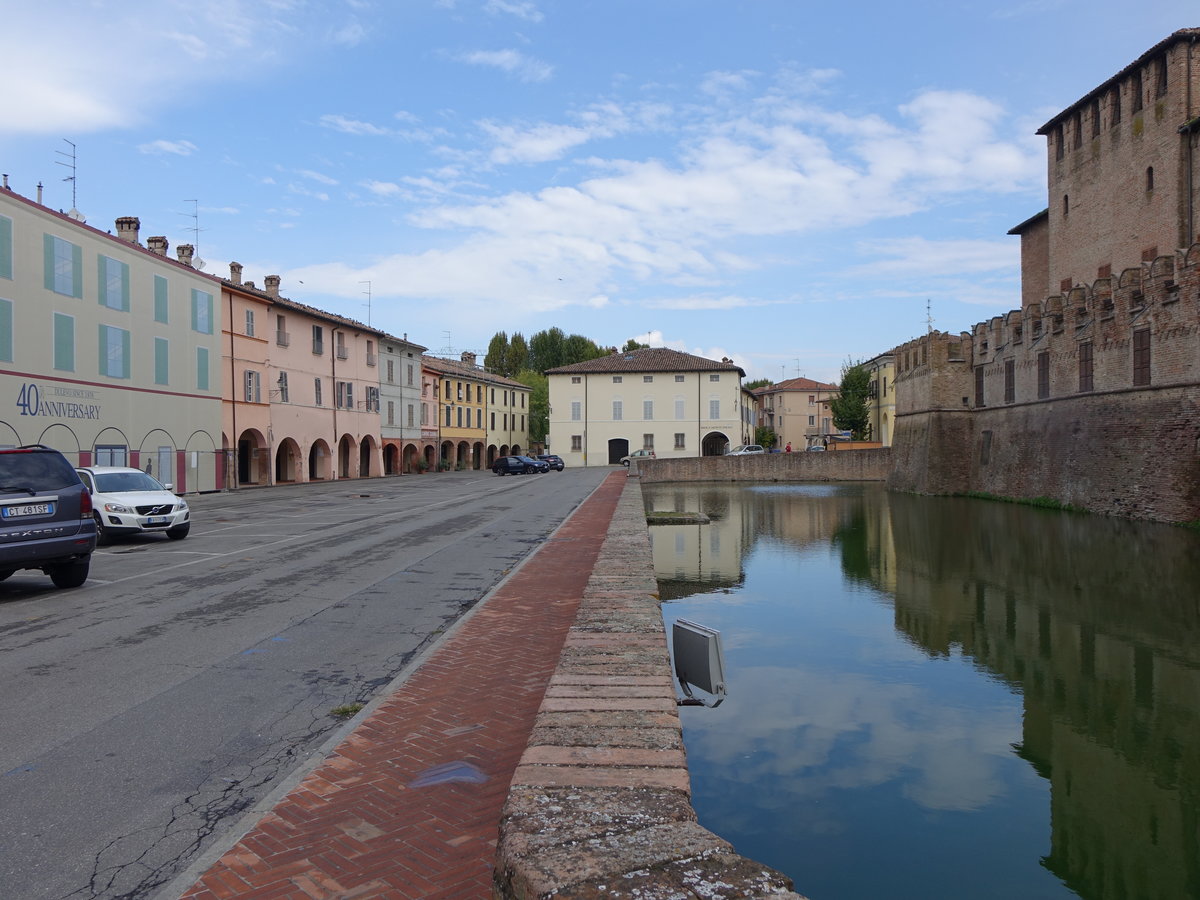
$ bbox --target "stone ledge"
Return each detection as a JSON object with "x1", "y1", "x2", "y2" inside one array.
[{"x1": 494, "y1": 480, "x2": 806, "y2": 899}]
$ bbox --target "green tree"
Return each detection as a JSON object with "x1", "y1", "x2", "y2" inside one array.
[
  {"x1": 529, "y1": 327, "x2": 567, "y2": 372},
  {"x1": 829, "y1": 361, "x2": 872, "y2": 439},
  {"x1": 563, "y1": 333, "x2": 606, "y2": 365},
  {"x1": 754, "y1": 426, "x2": 777, "y2": 449},
  {"x1": 622, "y1": 338, "x2": 650, "y2": 352},
  {"x1": 744, "y1": 378, "x2": 771, "y2": 391},
  {"x1": 485, "y1": 332, "x2": 509, "y2": 374},
  {"x1": 506, "y1": 333, "x2": 530, "y2": 377},
  {"x1": 516, "y1": 370, "x2": 549, "y2": 443}
]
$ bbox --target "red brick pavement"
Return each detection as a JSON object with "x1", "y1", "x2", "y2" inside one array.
[{"x1": 179, "y1": 472, "x2": 626, "y2": 900}]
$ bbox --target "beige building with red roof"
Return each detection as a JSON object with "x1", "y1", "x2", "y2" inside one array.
[
  {"x1": 546, "y1": 347, "x2": 748, "y2": 466},
  {"x1": 753, "y1": 376, "x2": 839, "y2": 450}
]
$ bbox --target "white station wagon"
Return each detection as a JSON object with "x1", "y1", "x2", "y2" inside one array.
[{"x1": 75, "y1": 466, "x2": 191, "y2": 542}]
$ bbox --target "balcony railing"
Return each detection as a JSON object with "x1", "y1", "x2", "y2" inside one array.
[
  {"x1": 276, "y1": 330, "x2": 290, "y2": 347},
  {"x1": 336, "y1": 347, "x2": 349, "y2": 360},
  {"x1": 366, "y1": 353, "x2": 377, "y2": 367}
]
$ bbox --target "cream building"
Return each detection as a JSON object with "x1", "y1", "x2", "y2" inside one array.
[
  {"x1": 754, "y1": 376, "x2": 839, "y2": 450},
  {"x1": 546, "y1": 348, "x2": 747, "y2": 466},
  {"x1": 379, "y1": 333, "x2": 428, "y2": 474},
  {"x1": 862, "y1": 352, "x2": 895, "y2": 446},
  {"x1": 0, "y1": 186, "x2": 222, "y2": 491}
]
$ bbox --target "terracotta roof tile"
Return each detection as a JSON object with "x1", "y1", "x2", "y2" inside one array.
[{"x1": 545, "y1": 347, "x2": 745, "y2": 377}]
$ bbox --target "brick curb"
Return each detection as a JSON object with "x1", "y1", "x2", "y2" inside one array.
[{"x1": 492, "y1": 478, "x2": 806, "y2": 899}]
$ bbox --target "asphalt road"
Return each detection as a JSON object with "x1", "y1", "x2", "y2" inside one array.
[{"x1": 0, "y1": 466, "x2": 610, "y2": 900}]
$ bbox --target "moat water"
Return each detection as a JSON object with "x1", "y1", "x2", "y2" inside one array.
[{"x1": 643, "y1": 482, "x2": 1200, "y2": 900}]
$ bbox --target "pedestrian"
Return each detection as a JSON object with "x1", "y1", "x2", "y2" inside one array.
[{"x1": 785, "y1": 442, "x2": 792, "y2": 453}]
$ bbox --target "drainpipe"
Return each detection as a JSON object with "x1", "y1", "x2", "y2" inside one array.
[
  {"x1": 228, "y1": 289, "x2": 238, "y2": 490},
  {"x1": 583, "y1": 373, "x2": 588, "y2": 466},
  {"x1": 330, "y1": 329, "x2": 339, "y2": 478}
]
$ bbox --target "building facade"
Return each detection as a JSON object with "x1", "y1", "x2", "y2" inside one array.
[
  {"x1": 546, "y1": 348, "x2": 747, "y2": 466},
  {"x1": 379, "y1": 334, "x2": 429, "y2": 474},
  {"x1": 863, "y1": 353, "x2": 896, "y2": 446},
  {"x1": 753, "y1": 377, "x2": 839, "y2": 449},
  {"x1": 0, "y1": 187, "x2": 222, "y2": 491},
  {"x1": 890, "y1": 30, "x2": 1200, "y2": 523}
]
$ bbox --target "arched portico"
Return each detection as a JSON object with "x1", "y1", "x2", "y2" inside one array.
[
  {"x1": 309, "y1": 439, "x2": 331, "y2": 481},
  {"x1": 338, "y1": 434, "x2": 355, "y2": 478},
  {"x1": 358, "y1": 435, "x2": 377, "y2": 478},
  {"x1": 237, "y1": 428, "x2": 269, "y2": 485},
  {"x1": 702, "y1": 431, "x2": 730, "y2": 457},
  {"x1": 276, "y1": 438, "x2": 302, "y2": 483}
]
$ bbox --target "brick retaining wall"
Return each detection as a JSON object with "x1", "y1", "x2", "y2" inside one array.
[
  {"x1": 636, "y1": 448, "x2": 891, "y2": 484},
  {"x1": 493, "y1": 479, "x2": 805, "y2": 899}
]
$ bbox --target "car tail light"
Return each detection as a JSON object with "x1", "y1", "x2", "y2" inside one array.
[{"x1": 80, "y1": 489, "x2": 93, "y2": 516}]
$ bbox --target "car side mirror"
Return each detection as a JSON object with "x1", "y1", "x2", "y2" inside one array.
[{"x1": 163, "y1": 483, "x2": 174, "y2": 491}]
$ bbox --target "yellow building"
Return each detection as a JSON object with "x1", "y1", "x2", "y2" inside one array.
[{"x1": 863, "y1": 352, "x2": 895, "y2": 446}]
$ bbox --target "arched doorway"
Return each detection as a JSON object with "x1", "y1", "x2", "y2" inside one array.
[
  {"x1": 472, "y1": 442, "x2": 485, "y2": 469},
  {"x1": 424, "y1": 445, "x2": 436, "y2": 469},
  {"x1": 439, "y1": 440, "x2": 454, "y2": 470},
  {"x1": 338, "y1": 434, "x2": 355, "y2": 478},
  {"x1": 402, "y1": 443, "x2": 420, "y2": 473},
  {"x1": 358, "y1": 436, "x2": 376, "y2": 478},
  {"x1": 309, "y1": 439, "x2": 331, "y2": 481},
  {"x1": 455, "y1": 441, "x2": 469, "y2": 469},
  {"x1": 701, "y1": 431, "x2": 729, "y2": 456},
  {"x1": 275, "y1": 438, "x2": 302, "y2": 483},
  {"x1": 237, "y1": 428, "x2": 269, "y2": 485},
  {"x1": 607, "y1": 437, "x2": 629, "y2": 464},
  {"x1": 384, "y1": 443, "x2": 400, "y2": 475}
]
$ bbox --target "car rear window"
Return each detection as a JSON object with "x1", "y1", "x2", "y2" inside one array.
[{"x1": 0, "y1": 449, "x2": 81, "y2": 491}]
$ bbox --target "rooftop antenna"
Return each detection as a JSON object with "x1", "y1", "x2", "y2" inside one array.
[
  {"x1": 56, "y1": 139, "x2": 81, "y2": 218},
  {"x1": 442, "y1": 331, "x2": 454, "y2": 356},
  {"x1": 360, "y1": 280, "x2": 372, "y2": 327},
  {"x1": 180, "y1": 199, "x2": 205, "y2": 268},
  {"x1": 926, "y1": 298, "x2": 934, "y2": 334}
]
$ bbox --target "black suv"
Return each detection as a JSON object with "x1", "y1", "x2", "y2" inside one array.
[
  {"x1": 537, "y1": 454, "x2": 565, "y2": 471},
  {"x1": 492, "y1": 455, "x2": 548, "y2": 475},
  {"x1": 0, "y1": 445, "x2": 97, "y2": 588}
]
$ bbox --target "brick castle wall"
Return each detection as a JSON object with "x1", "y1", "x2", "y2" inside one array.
[{"x1": 890, "y1": 244, "x2": 1200, "y2": 522}]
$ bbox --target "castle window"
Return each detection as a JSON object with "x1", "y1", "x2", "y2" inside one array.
[
  {"x1": 1004, "y1": 360, "x2": 1015, "y2": 403},
  {"x1": 1078, "y1": 341, "x2": 1094, "y2": 392},
  {"x1": 1155, "y1": 54, "x2": 1168, "y2": 97},
  {"x1": 1132, "y1": 69, "x2": 1144, "y2": 112},
  {"x1": 1110, "y1": 85, "x2": 1121, "y2": 124},
  {"x1": 1055, "y1": 124, "x2": 1065, "y2": 160},
  {"x1": 1133, "y1": 329, "x2": 1151, "y2": 386},
  {"x1": 1037, "y1": 352, "x2": 1050, "y2": 399},
  {"x1": 1072, "y1": 111, "x2": 1083, "y2": 149},
  {"x1": 1062, "y1": 194, "x2": 1069, "y2": 217},
  {"x1": 1146, "y1": 166, "x2": 1154, "y2": 191},
  {"x1": 974, "y1": 366, "x2": 985, "y2": 408}
]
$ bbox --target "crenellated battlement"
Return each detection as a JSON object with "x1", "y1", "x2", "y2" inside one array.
[{"x1": 895, "y1": 243, "x2": 1200, "y2": 415}]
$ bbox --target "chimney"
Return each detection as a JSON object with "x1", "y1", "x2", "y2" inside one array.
[
  {"x1": 147, "y1": 236, "x2": 169, "y2": 256},
  {"x1": 2, "y1": 175, "x2": 8, "y2": 190},
  {"x1": 229, "y1": 262, "x2": 243, "y2": 285},
  {"x1": 461, "y1": 350, "x2": 476, "y2": 366},
  {"x1": 264, "y1": 275, "x2": 281, "y2": 297},
  {"x1": 176, "y1": 244, "x2": 195, "y2": 267},
  {"x1": 37, "y1": 182, "x2": 43, "y2": 204},
  {"x1": 115, "y1": 217, "x2": 140, "y2": 244}
]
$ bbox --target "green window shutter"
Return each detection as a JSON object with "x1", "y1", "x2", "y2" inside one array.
[
  {"x1": 190, "y1": 289, "x2": 199, "y2": 331},
  {"x1": 197, "y1": 347, "x2": 210, "y2": 391},
  {"x1": 53, "y1": 313, "x2": 74, "y2": 371},
  {"x1": 97, "y1": 255, "x2": 107, "y2": 307},
  {"x1": 121, "y1": 328, "x2": 131, "y2": 379},
  {"x1": 98, "y1": 325, "x2": 108, "y2": 376},
  {"x1": 71, "y1": 243, "x2": 83, "y2": 298},
  {"x1": 0, "y1": 215, "x2": 12, "y2": 280},
  {"x1": 204, "y1": 292, "x2": 213, "y2": 334},
  {"x1": 154, "y1": 276, "x2": 168, "y2": 322},
  {"x1": 43, "y1": 234, "x2": 55, "y2": 291},
  {"x1": 119, "y1": 260, "x2": 130, "y2": 311},
  {"x1": 154, "y1": 338, "x2": 169, "y2": 384},
  {"x1": 0, "y1": 299, "x2": 13, "y2": 362}
]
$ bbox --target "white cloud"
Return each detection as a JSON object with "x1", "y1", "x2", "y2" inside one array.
[
  {"x1": 362, "y1": 180, "x2": 403, "y2": 197},
  {"x1": 852, "y1": 237, "x2": 1017, "y2": 276},
  {"x1": 320, "y1": 114, "x2": 391, "y2": 136},
  {"x1": 138, "y1": 139, "x2": 199, "y2": 156},
  {"x1": 483, "y1": 0, "x2": 544, "y2": 22},
  {"x1": 297, "y1": 169, "x2": 339, "y2": 186},
  {"x1": 456, "y1": 49, "x2": 553, "y2": 83}
]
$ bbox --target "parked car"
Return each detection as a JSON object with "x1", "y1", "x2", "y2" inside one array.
[
  {"x1": 75, "y1": 466, "x2": 191, "y2": 542},
  {"x1": 806, "y1": 444, "x2": 827, "y2": 452},
  {"x1": 620, "y1": 449, "x2": 655, "y2": 467},
  {"x1": 491, "y1": 455, "x2": 548, "y2": 475},
  {"x1": 726, "y1": 445, "x2": 766, "y2": 456},
  {"x1": 0, "y1": 444, "x2": 96, "y2": 588},
  {"x1": 537, "y1": 454, "x2": 565, "y2": 471}
]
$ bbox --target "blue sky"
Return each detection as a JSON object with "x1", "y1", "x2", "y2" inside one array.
[{"x1": 3, "y1": 1, "x2": 1193, "y2": 383}]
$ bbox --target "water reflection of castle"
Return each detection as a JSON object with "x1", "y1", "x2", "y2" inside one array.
[
  {"x1": 646, "y1": 482, "x2": 1200, "y2": 898},
  {"x1": 884, "y1": 493, "x2": 1200, "y2": 900}
]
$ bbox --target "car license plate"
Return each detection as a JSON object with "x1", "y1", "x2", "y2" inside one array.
[
  {"x1": 2, "y1": 502, "x2": 55, "y2": 518},
  {"x1": 146, "y1": 516, "x2": 169, "y2": 525}
]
